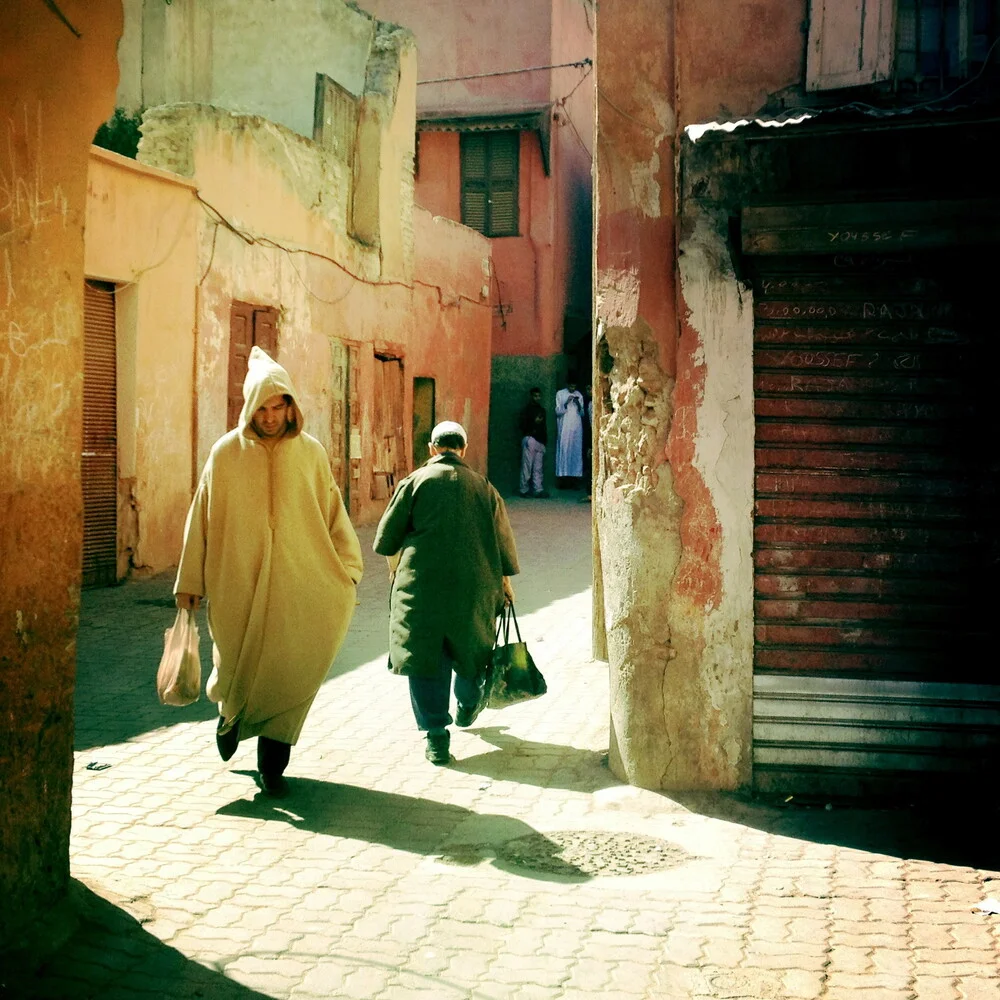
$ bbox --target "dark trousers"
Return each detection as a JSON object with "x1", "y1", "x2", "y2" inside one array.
[
  {"x1": 257, "y1": 736, "x2": 291, "y2": 777},
  {"x1": 408, "y1": 647, "x2": 483, "y2": 733}
]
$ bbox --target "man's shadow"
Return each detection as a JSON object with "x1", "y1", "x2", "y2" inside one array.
[
  {"x1": 449, "y1": 725, "x2": 620, "y2": 793},
  {"x1": 217, "y1": 776, "x2": 591, "y2": 883}
]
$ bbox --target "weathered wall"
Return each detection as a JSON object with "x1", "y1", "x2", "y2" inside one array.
[
  {"x1": 414, "y1": 132, "x2": 461, "y2": 219},
  {"x1": 384, "y1": 0, "x2": 593, "y2": 491},
  {"x1": 550, "y1": 0, "x2": 595, "y2": 323},
  {"x1": 380, "y1": 0, "x2": 551, "y2": 115},
  {"x1": 491, "y1": 133, "x2": 558, "y2": 358},
  {"x1": 676, "y1": 0, "x2": 806, "y2": 125},
  {"x1": 410, "y1": 210, "x2": 493, "y2": 463},
  {"x1": 139, "y1": 104, "x2": 490, "y2": 527},
  {"x1": 84, "y1": 148, "x2": 199, "y2": 574},
  {"x1": 117, "y1": 0, "x2": 377, "y2": 138},
  {"x1": 0, "y1": 0, "x2": 120, "y2": 946},
  {"x1": 672, "y1": 215, "x2": 755, "y2": 789},
  {"x1": 596, "y1": 0, "x2": 752, "y2": 790}
]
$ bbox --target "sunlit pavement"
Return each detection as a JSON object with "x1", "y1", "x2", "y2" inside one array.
[{"x1": 6, "y1": 491, "x2": 1000, "y2": 999}]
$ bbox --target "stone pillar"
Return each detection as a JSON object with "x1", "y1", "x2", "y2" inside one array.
[
  {"x1": 0, "y1": 0, "x2": 121, "y2": 946},
  {"x1": 594, "y1": 0, "x2": 752, "y2": 790}
]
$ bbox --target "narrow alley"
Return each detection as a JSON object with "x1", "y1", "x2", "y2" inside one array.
[{"x1": 4, "y1": 496, "x2": 999, "y2": 1000}]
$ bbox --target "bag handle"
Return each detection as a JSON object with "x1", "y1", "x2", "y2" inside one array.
[
  {"x1": 506, "y1": 602, "x2": 523, "y2": 643},
  {"x1": 494, "y1": 602, "x2": 522, "y2": 647}
]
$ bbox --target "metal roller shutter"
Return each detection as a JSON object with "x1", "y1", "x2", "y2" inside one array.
[
  {"x1": 82, "y1": 281, "x2": 118, "y2": 589},
  {"x1": 748, "y1": 251, "x2": 1000, "y2": 795}
]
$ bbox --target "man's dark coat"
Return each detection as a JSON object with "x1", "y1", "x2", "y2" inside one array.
[{"x1": 373, "y1": 452, "x2": 520, "y2": 679}]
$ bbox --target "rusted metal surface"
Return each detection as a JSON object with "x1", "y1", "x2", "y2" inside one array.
[
  {"x1": 751, "y1": 252, "x2": 995, "y2": 684},
  {"x1": 82, "y1": 281, "x2": 118, "y2": 588},
  {"x1": 743, "y1": 200, "x2": 1000, "y2": 254},
  {"x1": 753, "y1": 675, "x2": 1000, "y2": 797}
]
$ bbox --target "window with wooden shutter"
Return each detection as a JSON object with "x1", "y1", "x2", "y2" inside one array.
[
  {"x1": 313, "y1": 73, "x2": 359, "y2": 165},
  {"x1": 228, "y1": 302, "x2": 280, "y2": 430},
  {"x1": 806, "y1": 0, "x2": 896, "y2": 91},
  {"x1": 461, "y1": 131, "x2": 520, "y2": 238}
]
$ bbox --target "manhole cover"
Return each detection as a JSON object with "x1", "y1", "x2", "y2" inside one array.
[{"x1": 496, "y1": 830, "x2": 692, "y2": 877}]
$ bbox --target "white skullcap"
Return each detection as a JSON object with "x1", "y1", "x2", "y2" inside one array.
[{"x1": 430, "y1": 420, "x2": 468, "y2": 445}]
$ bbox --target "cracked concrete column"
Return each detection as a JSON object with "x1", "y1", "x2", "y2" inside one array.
[{"x1": 594, "y1": 0, "x2": 753, "y2": 790}]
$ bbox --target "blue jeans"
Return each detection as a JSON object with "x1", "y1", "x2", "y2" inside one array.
[{"x1": 408, "y1": 646, "x2": 483, "y2": 733}]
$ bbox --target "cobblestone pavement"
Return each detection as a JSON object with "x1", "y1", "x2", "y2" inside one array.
[{"x1": 5, "y1": 493, "x2": 1000, "y2": 999}]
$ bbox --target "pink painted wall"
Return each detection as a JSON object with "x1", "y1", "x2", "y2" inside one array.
[
  {"x1": 490, "y1": 132, "x2": 559, "y2": 358},
  {"x1": 383, "y1": 0, "x2": 593, "y2": 366},
  {"x1": 415, "y1": 132, "x2": 460, "y2": 219},
  {"x1": 677, "y1": 0, "x2": 806, "y2": 125},
  {"x1": 379, "y1": 0, "x2": 551, "y2": 114}
]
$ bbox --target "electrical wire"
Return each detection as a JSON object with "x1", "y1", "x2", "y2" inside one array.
[
  {"x1": 196, "y1": 192, "x2": 487, "y2": 309},
  {"x1": 560, "y1": 103, "x2": 594, "y2": 160},
  {"x1": 419, "y1": 58, "x2": 592, "y2": 86},
  {"x1": 597, "y1": 85, "x2": 664, "y2": 135},
  {"x1": 553, "y1": 64, "x2": 595, "y2": 159}
]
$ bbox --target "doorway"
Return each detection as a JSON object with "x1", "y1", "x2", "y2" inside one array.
[
  {"x1": 372, "y1": 352, "x2": 404, "y2": 499},
  {"x1": 412, "y1": 377, "x2": 435, "y2": 471},
  {"x1": 82, "y1": 281, "x2": 118, "y2": 589}
]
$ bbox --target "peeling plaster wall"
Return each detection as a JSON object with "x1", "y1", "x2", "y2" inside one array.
[
  {"x1": 389, "y1": 0, "x2": 594, "y2": 492},
  {"x1": 672, "y1": 217, "x2": 755, "y2": 789},
  {"x1": 118, "y1": 0, "x2": 378, "y2": 139},
  {"x1": 0, "y1": 0, "x2": 120, "y2": 946},
  {"x1": 85, "y1": 148, "x2": 199, "y2": 575},
  {"x1": 595, "y1": 0, "x2": 682, "y2": 789},
  {"x1": 378, "y1": 0, "x2": 551, "y2": 115},
  {"x1": 139, "y1": 104, "x2": 490, "y2": 528},
  {"x1": 677, "y1": 0, "x2": 806, "y2": 125},
  {"x1": 596, "y1": 0, "x2": 751, "y2": 790}
]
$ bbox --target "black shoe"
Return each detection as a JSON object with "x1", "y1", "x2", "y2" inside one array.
[
  {"x1": 425, "y1": 730, "x2": 451, "y2": 765},
  {"x1": 532, "y1": 490, "x2": 550, "y2": 499},
  {"x1": 259, "y1": 771, "x2": 289, "y2": 797},
  {"x1": 455, "y1": 699, "x2": 484, "y2": 728},
  {"x1": 518, "y1": 491, "x2": 530, "y2": 498},
  {"x1": 216, "y1": 716, "x2": 240, "y2": 762}
]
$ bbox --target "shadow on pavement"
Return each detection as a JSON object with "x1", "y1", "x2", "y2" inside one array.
[
  {"x1": 671, "y1": 791, "x2": 1000, "y2": 871},
  {"x1": 450, "y1": 725, "x2": 619, "y2": 793},
  {"x1": 217, "y1": 776, "x2": 591, "y2": 883},
  {"x1": 0, "y1": 881, "x2": 274, "y2": 1000},
  {"x1": 76, "y1": 500, "x2": 594, "y2": 751}
]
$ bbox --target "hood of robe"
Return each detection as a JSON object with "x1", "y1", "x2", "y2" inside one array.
[{"x1": 239, "y1": 346, "x2": 304, "y2": 439}]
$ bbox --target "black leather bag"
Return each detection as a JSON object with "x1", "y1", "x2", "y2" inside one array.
[{"x1": 484, "y1": 603, "x2": 547, "y2": 709}]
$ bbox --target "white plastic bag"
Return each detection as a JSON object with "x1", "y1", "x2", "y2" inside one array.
[{"x1": 156, "y1": 608, "x2": 202, "y2": 707}]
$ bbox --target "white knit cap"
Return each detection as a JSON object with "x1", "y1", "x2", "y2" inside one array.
[{"x1": 430, "y1": 420, "x2": 468, "y2": 445}]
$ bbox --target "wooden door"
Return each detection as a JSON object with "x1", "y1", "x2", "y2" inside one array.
[
  {"x1": 228, "y1": 302, "x2": 279, "y2": 429},
  {"x1": 372, "y1": 353, "x2": 404, "y2": 499},
  {"x1": 330, "y1": 340, "x2": 349, "y2": 501},
  {"x1": 412, "y1": 377, "x2": 435, "y2": 471}
]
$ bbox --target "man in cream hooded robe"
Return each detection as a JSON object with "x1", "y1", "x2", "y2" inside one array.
[{"x1": 175, "y1": 347, "x2": 363, "y2": 794}]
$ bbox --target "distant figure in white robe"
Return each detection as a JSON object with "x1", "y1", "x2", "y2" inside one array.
[{"x1": 555, "y1": 379, "x2": 585, "y2": 487}]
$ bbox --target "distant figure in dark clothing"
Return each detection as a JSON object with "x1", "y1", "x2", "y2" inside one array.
[{"x1": 518, "y1": 387, "x2": 549, "y2": 498}]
